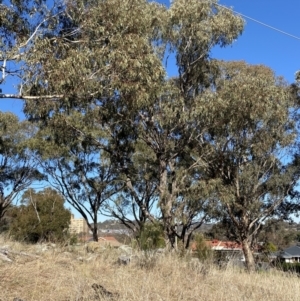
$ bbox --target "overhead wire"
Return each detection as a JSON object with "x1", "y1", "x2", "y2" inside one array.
[{"x1": 215, "y1": 2, "x2": 300, "y2": 41}]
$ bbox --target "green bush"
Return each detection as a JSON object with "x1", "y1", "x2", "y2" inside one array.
[
  {"x1": 277, "y1": 262, "x2": 300, "y2": 273},
  {"x1": 193, "y1": 233, "x2": 213, "y2": 262},
  {"x1": 9, "y1": 188, "x2": 71, "y2": 243},
  {"x1": 68, "y1": 234, "x2": 79, "y2": 245},
  {"x1": 137, "y1": 222, "x2": 166, "y2": 251}
]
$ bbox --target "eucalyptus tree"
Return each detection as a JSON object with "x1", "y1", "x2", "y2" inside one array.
[
  {"x1": 205, "y1": 61, "x2": 300, "y2": 271},
  {"x1": 21, "y1": 0, "x2": 166, "y2": 239},
  {"x1": 134, "y1": 0, "x2": 244, "y2": 247},
  {"x1": 0, "y1": 112, "x2": 42, "y2": 222},
  {"x1": 18, "y1": 0, "x2": 244, "y2": 247},
  {"x1": 31, "y1": 114, "x2": 123, "y2": 241},
  {"x1": 136, "y1": 85, "x2": 224, "y2": 248}
]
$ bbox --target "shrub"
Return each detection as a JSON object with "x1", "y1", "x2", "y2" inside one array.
[
  {"x1": 137, "y1": 222, "x2": 166, "y2": 251},
  {"x1": 9, "y1": 188, "x2": 71, "y2": 243},
  {"x1": 277, "y1": 262, "x2": 300, "y2": 273},
  {"x1": 193, "y1": 233, "x2": 213, "y2": 262}
]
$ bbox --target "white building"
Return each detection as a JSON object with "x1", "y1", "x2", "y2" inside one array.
[{"x1": 69, "y1": 214, "x2": 89, "y2": 234}]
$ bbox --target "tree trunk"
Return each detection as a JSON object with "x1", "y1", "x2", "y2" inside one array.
[
  {"x1": 159, "y1": 160, "x2": 176, "y2": 249},
  {"x1": 185, "y1": 231, "x2": 193, "y2": 250},
  {"x1": 0, "y1": 202, "x2": 9, "y2": 221},
  {"x1": 0, "y1": 205, "x2": 5, "y2": 221},
  {"x1": 92, "y1": 227, "x2": 98, "y2": 242},
  {"x1": 162, "y1": 221, "x2": 175, "y2": 250},
  {"x1": 242, "y1": 239, "x2": 256, "y2": 272}
]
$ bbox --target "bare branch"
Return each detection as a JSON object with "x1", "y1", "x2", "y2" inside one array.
[{"x1": 0, "y1": 94, "x2": 63, "y2": 100}]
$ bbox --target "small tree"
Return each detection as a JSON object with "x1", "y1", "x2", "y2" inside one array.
[
  {"x1": 9, "y1": 188, "x2": 71, "y2": 243},
  {"x1": 137, "y1": 222, "x2": 165, "y2": 251},
  {"x1": 193, "y1": 233, "x2": 213, "y2": 262},
  {"x1": 206, "y1": 61, "x2": 300, "y2": 271},
  {"x1": 0, "y1": 112, "x2": 42, "y2": 223},
  {"x1": 32, "y1": 123, "x2": 122, "y2": 242}
]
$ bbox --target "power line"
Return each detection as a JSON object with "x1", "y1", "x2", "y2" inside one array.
[{"x1": 215, "y1": 3, "x2": 300, "y2": 41}]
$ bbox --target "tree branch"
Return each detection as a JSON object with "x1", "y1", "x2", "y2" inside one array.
[{"x1": 0, "y1": 94, "x2": 63, "y2": 100}]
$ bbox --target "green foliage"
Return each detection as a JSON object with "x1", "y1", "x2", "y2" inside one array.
[
  {"x1": 192, "y1": 233, "x2": 213, "y2": 262},
  {"x1": 0, "y1": 0, "x2": 62, "y2": 96},
  {"x1": 258, "y1": 219, "x2": 298, "y2": 250},
  {"x1": 9, "y1": 188, "x2": 71, "y2": 243},
  {"x1": 137, "y1": 222, "x2": 166, "y2": 251},
  {"x1": 261, "y1": 241, "x2": 278, "y2": 262},
  {"x1": 277, "y1": 262, "x2": 300, "y2": 274},
  {"x1": 0, "y1": 112, "x2": 43, "y2": 220},
  {"x1": 69, "y1": 234, "x2": 78, "y2": 245},
  {"x1": 263, "y1": 242, "x2": 277, "y2": 253}
]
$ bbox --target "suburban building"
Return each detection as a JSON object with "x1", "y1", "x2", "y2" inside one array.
[
  {"x1": 191, "y1": 239, "x2": 245, "y2": 261},
  {"x1": 209, "y1": 239, "x2": 245, "y2": 261},
  {"x1": 275, "y1": 245, "x2": 300, "y2": 263},
  {"x1": 69, "y1": 214, "x2": 89, "y2": 235}
]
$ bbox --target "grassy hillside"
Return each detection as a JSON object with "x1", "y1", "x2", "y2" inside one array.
[{"x1": 0, "y1": 235, "x2": 299, "y2": 301}]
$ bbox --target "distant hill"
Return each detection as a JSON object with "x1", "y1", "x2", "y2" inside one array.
[{"x1": 93, "y1": 219, "x2": 214, "y2": 235}]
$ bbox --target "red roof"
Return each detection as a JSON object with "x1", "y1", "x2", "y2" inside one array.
[
  {"x1": 191, "y1": 239, "x2": 242, "y2": 251},
  {"x1": 208, "y1": 239, "x2": 242, "y2": 250},
  {"x1": 98, "y1": 236, "x2": 119, "y2": 242}
]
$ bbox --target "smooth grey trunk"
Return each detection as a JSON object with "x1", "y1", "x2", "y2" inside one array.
[
  {"x1": 242, "y1": 239, "x2": 256, "y2": 272},
  {"x1": 159, "y1": 159, "x2": 177, "y2": 249}
]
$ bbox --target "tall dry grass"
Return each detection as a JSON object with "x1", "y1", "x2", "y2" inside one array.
[{"x1": 0, "y1": 235, "x2": 299, "y2": 301}]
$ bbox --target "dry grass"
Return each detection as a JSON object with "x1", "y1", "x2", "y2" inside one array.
[{"x1": 0, "y1": 235, "x2": 299, "y2": 301}]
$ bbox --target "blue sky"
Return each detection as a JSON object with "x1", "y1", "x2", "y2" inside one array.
[
  {"x1": 1, "y1": 0, "x2": 299, "y2": 117},
  {"x1": 212, "y1": 0, "x2": 299, "y2": 84}
]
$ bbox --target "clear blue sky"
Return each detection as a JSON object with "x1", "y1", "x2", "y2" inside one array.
[
  {"x1": 1, "y1": 0, "x2": 299, "y2": 117},
  {"x1": 212, "y1": 0, "x2": 299, "y2": 84}
]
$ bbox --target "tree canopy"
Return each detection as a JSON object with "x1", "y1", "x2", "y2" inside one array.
[
  {"x1": 1, "y1": 0, "x2": 300, "y2": 272},
  {"x1": 9, "y1": 188, "x2": 71, "y2": 243},
  {"x1": 204, "y1": 61, "x2": 299, "y2": 270},
  {"x1": 0, "y1": 112, "x2": 42, "y2": 220},
  {"x1": 21, "y1": 0, "x2": 244, "y2": 248}
]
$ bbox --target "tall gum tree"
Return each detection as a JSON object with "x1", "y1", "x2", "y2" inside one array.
[
  {"x1": 138, "y1": 0, "x2": 244, "y2": 248},
  {"x1": 206, "y1": 61, "x2": 300, "y2": 271},
  {"x1": 14, "y1": 0, "x2": 243, "y2": 246},
  {"x1": 20, "y1": 0, "x2": 167, "y2": 237}
]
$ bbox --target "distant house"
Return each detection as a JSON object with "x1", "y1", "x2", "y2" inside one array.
[
  {"x1": 191, "y1": 239, "x2": 245, "y2": 261},
  {"x1": 275, "y1": 245, "x2": 300, "y2": 263},
  {"x1": 207, "y1": 239, "x2": 242, "y2": 251},
  {"x1": 209, "y1": 239, "x2": 245, "y2": 262}
]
